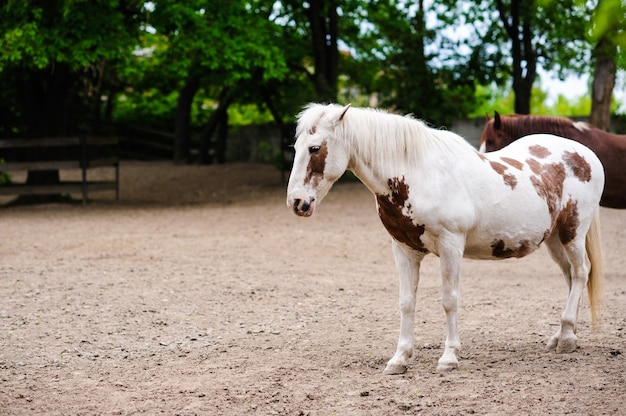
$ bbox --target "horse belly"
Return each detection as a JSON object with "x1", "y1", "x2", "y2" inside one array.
[
  {"x1": 463, "y1": 227, "x2": 546, "y2": 260},
  {"x1": 463, "y1": 199, "x2": 551, "y2": 261},
  {"x1": 463, "y1": 231, "x2": 543, "y2": 260}
]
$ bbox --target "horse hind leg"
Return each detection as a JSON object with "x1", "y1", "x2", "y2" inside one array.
[
  {"x1": 545, "y1": 234, "x2": 589, "y2": 353},
  {"x1": 545, "y1": 234, "x2": 573, "y2": 292}
]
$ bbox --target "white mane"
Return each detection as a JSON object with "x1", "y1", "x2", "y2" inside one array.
[{"x1": 298, "y1": 104, "x2": 475, "y2": 172}]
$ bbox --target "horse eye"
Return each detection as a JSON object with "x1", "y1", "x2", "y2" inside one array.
[{"x1": 309, "y1": 145, "x2": 321, "y2": 154}]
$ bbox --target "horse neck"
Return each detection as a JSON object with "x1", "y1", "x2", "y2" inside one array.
[
  {"x1": 502, "y1": 116, "x2": 570, "y2": 137},
  {"x1": 505, "y1": 117, "x2": 626, "y2": 146},
  {"x1": 342, "y1": 111, "x2": 468, "y2": 194}
]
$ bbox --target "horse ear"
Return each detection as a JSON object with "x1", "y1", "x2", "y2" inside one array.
[
  {"x1": 494, "y1": 111, "x2": 502, "y2": 129},
  {"x1": 485, "y1": 112, "x2": 491, "y2": 121},
  {"x1": 336, "y1": 103, "x2": 351, "y2": 123}
]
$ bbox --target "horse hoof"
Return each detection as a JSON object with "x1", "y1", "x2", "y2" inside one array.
[
  {"x1": 546, "y1": 336, "x2": 558, "y2": 352},
  {"x1": 383, "y1": 363, "x2": 407, "y2": 375},
  {"x1": 556, "y1": 339, "x2": 577, "y2": 354},
  {"x1": 546, "y1": 334, "x2": 577, "y2": 353},
  {"x1": 437, "y1": 361, "x2": 458, "y2": 372}
]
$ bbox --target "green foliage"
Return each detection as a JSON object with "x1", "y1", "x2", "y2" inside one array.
[
  {"x1": 147, "y1": 0, "x2": 287, "y2": 85},
  {"x1": 113, "y1": 88, "x2": 178, "y2": 129},
  {"x1": 0, "y1": 0, "x2": 623, "y2": 150},
  {"x1": 109, "y1": 0, "x2": 292, "y2": 137},
  {"x1": 113, "y1": 88, "x2": 275, "y2": 130},
  {"x1": 531, "y1": 89, "x2": 592, "y2": 116},
  {"x1": 534, "y1": 0, "x2": 592, "y2": 76},
  {"x1": 0, "y1": 0, "x2": 146, "y2": 137},
  {"x1": 552, "y1": 95, "x2": 592, "y2": 116},
  {"x1": 591, "y1": 0, "x2": 626, "y2": 69},
  {"x1": 0, "y1": 0, "x2": 143, "y2": 72},
  {"x1": 227, "y1": 105, "x2": 275, "y2": 127},
  {"x1": 343, "y1": 0, "x2": 479, "y2": 126},
  {"x1": 469, "y1": 84, "x2": 515, "y2": 117}
]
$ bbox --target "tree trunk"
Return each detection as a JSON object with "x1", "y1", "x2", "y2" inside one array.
[
  {"x1": 496, "y1": 0, "x2": 536, "y2": 114},
  {"x1": 306, "y1": 0, "x2": 339, "y2": 102},
  {"x1": 174, "y1": 76, "x2": 200, "y2": 163},
  {"x1": 589, "y1": 34, "x2": 617, "y2": 131},
  {"x1": 215, "y1": 109, "x2": 228, "y2": 164},
  {"x1": 88, "y1": 59, "x2": 108, "y2": 135},
  {"x1": 411, "y1": 0, "x2": 434, "y2": 104},
  {"x1": 198, "y1": 87, "x2": 235, "y2": 164},
  {"x1": 104, "y1": 85, "x2": 116, "y2": 126}
]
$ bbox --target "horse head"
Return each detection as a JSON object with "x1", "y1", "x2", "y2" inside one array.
[
  {"x1": 479, "y1": 111, "x2": 515, "y2": 152},
  {"x1": 287, "y1": 103, "x2": 352, "y2": 217}
]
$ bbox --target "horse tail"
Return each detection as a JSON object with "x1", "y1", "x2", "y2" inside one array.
[{"x1": 585, "y1": 208, "x2": 604, "y2": 327}]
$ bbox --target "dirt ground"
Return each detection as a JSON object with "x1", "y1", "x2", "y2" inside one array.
[{"x1": 1, "y1": 161, "x2": 625, "y2": 415}]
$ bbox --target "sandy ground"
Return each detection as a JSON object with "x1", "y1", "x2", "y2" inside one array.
[{"x1": 1, "y1": 161, "x2": 625, "y2": 415}]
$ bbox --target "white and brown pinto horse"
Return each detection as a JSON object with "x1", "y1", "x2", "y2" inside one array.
[
  {"x1": 480, "y1": 112, "x2": 626, "y2": 208},
  {"x1": 287, "y1": 103, "x2": 605, "y2": 375}
]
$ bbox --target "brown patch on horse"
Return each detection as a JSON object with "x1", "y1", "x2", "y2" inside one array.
[
  {"x1": 529, "y1": 145, "x2": 551, "y2": 159},
  {"x1": 562, "y1": 151, "x2": 591, "y2": 182},
  {"x1": 304, "y1": 141, "x2": 328, "y2": 187},
  {"x1": 556, "y1": 199, "x2": 580, "y2": 245},
  {"x1": 489, "y1": 161, "x2": 517, "y2": 189},
  {"x1": 491, "y1": 239, "x2": 533, "y2": 258},
  {"x1": 476, "y1": 152, "x2": 488, "y2": 162},
  {"x1": 376, "y1": 177, "x2": 429, "y2": 253},
  {"x1": 503, "y1": 173, "x2": 517, "y2": 189},
  {"x1": 489, "y1": 161, "x2": 507, "y2": 175},
  {"x1": 500, "y1": 157, "x2": 524, "y2": 170},
  {"x1": 526, "y1": 158, "x2": 567, "y2": 224}
]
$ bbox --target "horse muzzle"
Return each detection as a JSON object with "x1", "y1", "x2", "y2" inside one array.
[{"x1": 287, "y1": 196, "x2": 316, "y2": 217}]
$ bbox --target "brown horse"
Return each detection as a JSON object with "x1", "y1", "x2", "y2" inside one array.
[{"x1": 480, "y1": 112, "x2": 626, "y2": 209}]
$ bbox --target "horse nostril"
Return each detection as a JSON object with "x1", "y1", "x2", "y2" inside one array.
[
  {"x1": 293, "y1": 199, "x2": 301, "y2": 212},
  {"x1": 301, "y1": 197, "x2": 314, "y2": 212}
]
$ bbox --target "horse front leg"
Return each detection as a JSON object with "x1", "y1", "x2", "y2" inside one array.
[
  {"x1": 384, "y1": 240, "x2": 424, "y2": 375},
  {"x1": 437, "y1": 234, "x2": 464, "y2": 371}
]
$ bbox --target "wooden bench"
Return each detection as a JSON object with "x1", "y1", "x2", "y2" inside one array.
[{"x1": 0, "y1": 136, "x2": 119, "y2": 204}]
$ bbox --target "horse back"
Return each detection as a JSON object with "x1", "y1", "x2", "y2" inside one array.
[
  {"x1": 462, "y1": 134, "x2": 604, "y2": 259},
  {"x1": 494, "y1": 134, "x2": 605, "y2": 212}
]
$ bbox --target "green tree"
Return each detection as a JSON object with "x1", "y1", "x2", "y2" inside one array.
[
  {"x1": 303, "y1": 0, "x2": 340, "y2": 102},
  {"x1": 0, "y1": 0, "x2": 143, "y2": 197},
  {"x1": 342, "y1": 0, "x2": 478, "y2": 126},
  {"x1": 435, "y1": 1, "x2": 592, "y2": 115},
  {"x1": 0, "y1": 0, "x2": 143, "y2": 136},
  {"x1": 589, "y1": 0, "x2": 625, "y2": 129},
  {"x1": 493, "y1": 0, "x2": 589, "y2": 114},
  {"x1": 271, "y1": 0, "x2": 360, "y2": 104},
  {"x1": 141, "y1": 0, "x2": 287, "y2": 163}
]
